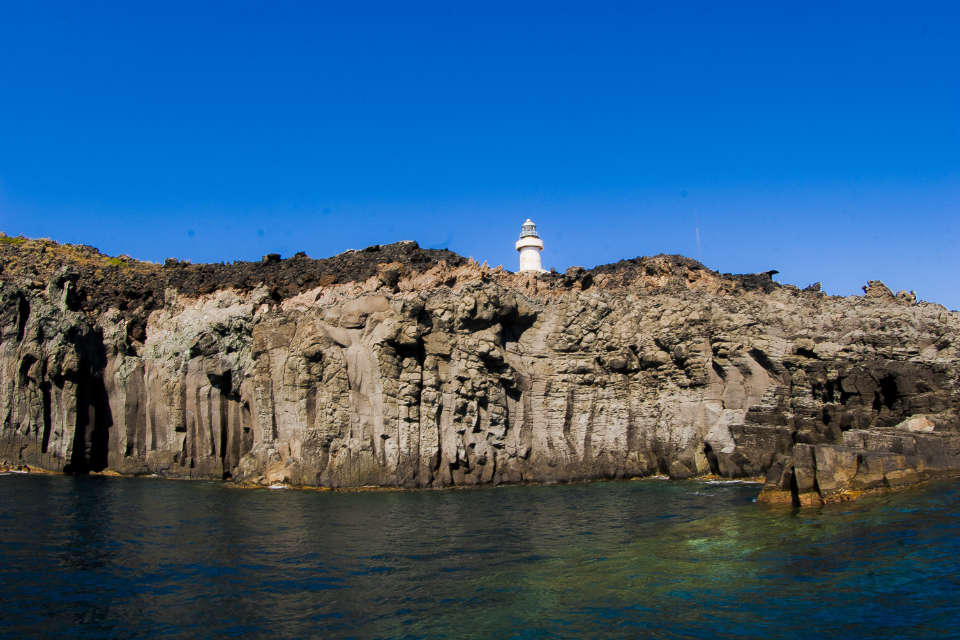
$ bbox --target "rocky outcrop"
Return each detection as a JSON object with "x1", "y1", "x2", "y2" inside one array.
[
  {"x1": 758, "y1": 416, "x2": 960, "y2": 505},
  {"x1": 2, "y1": 234, "x2": 959, "y2": 503}
]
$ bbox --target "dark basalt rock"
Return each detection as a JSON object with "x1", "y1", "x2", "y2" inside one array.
[
  {"x1": 0, "y1": 236, "x2": 470, "y2": 317},
  {"x1": 1, "y1": 232, "x2": 957, "y2": 505}
]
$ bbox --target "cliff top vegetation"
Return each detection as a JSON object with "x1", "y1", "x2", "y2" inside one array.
[{"x1": 0, "y1": 232, "x2": 790, "y2": 321}]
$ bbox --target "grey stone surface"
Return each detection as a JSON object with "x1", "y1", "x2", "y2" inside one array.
[{"x1": 2, "y1": 242, "x2": 959, "y2": 502}]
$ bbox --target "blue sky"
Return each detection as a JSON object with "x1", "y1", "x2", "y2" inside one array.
[{"x1": 1, "y1": 1, "x2": 958, "y2": 307}]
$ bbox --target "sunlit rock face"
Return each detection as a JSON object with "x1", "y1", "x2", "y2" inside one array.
[{"x1": 2, "y1": 237, "x2": 959, "y2": 502}]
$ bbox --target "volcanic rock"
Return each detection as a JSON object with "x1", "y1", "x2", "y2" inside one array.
[{"x1": 1, "y1": 233, "x2": 959, "y2": 504}]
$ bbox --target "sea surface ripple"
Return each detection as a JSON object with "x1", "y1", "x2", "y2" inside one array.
[{"x1": 1, "y1": 474, "x2": 959, "y2": 639}]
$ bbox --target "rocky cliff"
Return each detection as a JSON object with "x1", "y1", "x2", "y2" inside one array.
[{"x1": 2, "y1": 233, "x2": 959, "y2": 505}]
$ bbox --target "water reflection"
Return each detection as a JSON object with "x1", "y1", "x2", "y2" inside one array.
[{"x1": 1, "y1": 475, "x2": 958, "y2": 639}]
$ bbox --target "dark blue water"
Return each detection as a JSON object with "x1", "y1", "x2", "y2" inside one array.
[{"x1": 1, "y1": 474, "x2": 959, "y2": 640}]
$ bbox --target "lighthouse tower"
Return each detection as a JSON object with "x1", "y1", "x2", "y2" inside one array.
[{"x1": 515, "y1": 218, "x2": 545, "y2": 273}]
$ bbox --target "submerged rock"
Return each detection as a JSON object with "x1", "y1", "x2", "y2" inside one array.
[{"x1": 1, "y1": 234, "x2": 958, "y2": 503}]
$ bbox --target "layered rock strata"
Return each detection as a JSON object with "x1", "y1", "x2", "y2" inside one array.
[{"x1": 2, "y1": 235, "x2": 959, "y2": 504}]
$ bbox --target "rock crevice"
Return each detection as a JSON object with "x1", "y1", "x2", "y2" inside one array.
[{"x1": 2, "y1": 236, "x2": 958, "y2": 501}]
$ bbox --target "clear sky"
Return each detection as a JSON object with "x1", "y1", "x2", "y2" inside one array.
[{"x1": 1, "y1": 1, "x2": 958, "y2": 308}]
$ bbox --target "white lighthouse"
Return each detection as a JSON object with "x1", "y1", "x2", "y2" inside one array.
[{"x1": 515, "y1": 218, "x2": 545, "y2": 273}]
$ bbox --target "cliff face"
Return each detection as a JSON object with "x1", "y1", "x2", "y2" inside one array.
[{"x1": 2, "y1": 235, "x2": 959, "y2": 504}]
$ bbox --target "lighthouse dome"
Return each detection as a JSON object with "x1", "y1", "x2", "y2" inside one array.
[{"x1": 520, "y1": 219, "x2": 539, "y2": 238}]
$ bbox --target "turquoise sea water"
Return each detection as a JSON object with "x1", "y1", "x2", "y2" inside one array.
[{"x1": 1, "y1": 474, "x2": 958, "y2": 639}]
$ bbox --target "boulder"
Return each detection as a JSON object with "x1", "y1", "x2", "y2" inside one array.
[
  {"x1": 863, "y1": 280, "x2": 894, "y2": 299},
  {"x1": 895, "y1": 415, "x2": 936, "y2": 433}
]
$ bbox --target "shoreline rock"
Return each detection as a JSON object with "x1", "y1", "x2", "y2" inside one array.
[{"x1": 2, "y1": 234, "x2": 959, "y2": 504}]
